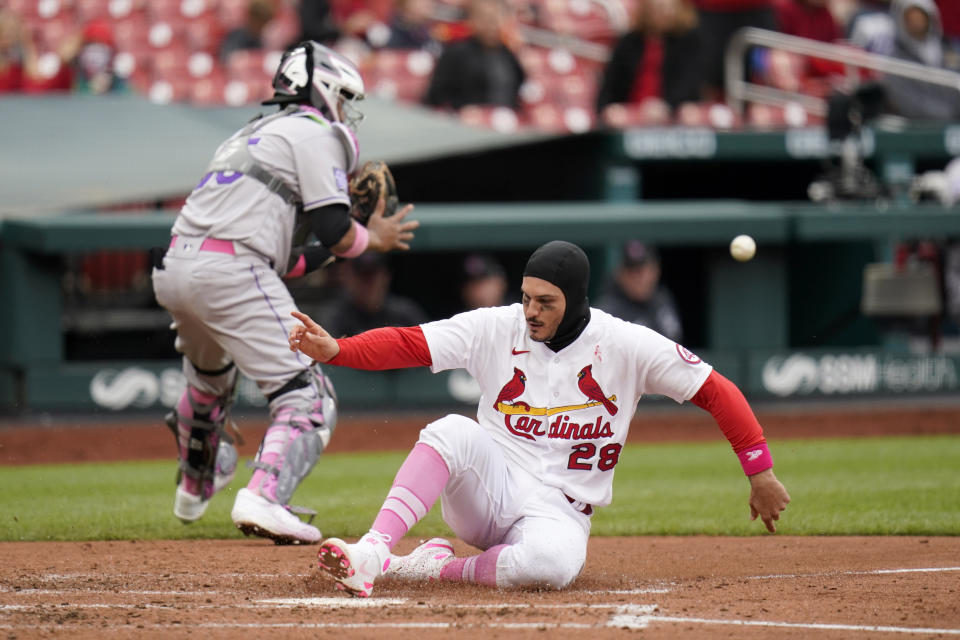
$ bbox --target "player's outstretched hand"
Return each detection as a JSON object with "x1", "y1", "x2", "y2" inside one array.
[
  {"x1": 748, "y1": 468, "x2": 791, "y2": 533},
  {"x1": 367, "y1": 198, "x2": 418, "y2": 252},
  {"x1": 289, "y1": 310, "x2": 340, "y2": 363}
]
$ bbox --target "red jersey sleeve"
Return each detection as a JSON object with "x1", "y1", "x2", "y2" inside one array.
[
  {"x1": 329, "y1": 326, "x2": 432, "y2": 370},
  {"x1": 691, "y1": 370, "x2": 772, "y2": 475}
]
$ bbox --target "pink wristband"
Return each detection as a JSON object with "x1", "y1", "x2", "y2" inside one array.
[
  {"x1": 736, "y1": 442, "x2": 773, "y2": 476},
  {"x1": 333, "y1": 221, "x2": 369, "y2": 259},
  {"x1": 285, "y1": 254, "x2": 307, "y2": 279}
]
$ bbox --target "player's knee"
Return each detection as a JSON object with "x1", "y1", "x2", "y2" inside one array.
[
  {"x1": 418, "y1": 414, "x2": 483, "y2": 472},
  {"x1": 499, "y1": 543, "x2": 584, "y2": 590}
]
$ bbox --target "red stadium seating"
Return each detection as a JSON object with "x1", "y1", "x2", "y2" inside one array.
[{"x1": 183, "y1": 15, "x2": 224, "y2": 53}]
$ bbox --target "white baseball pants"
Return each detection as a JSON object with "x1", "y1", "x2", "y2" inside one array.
[{"x1": 418, "y1": 413, "x2": 591, "y2": 589}]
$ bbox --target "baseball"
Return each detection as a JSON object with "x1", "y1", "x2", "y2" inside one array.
[{"x1": 730, "y1": 234, "x2": 756, "y2": 262}]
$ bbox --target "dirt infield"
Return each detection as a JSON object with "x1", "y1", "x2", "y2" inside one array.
[
  {"x1": 2, "y1": 537, "x2": 959, "y2": 638},
  {"x1": 2, "y1": 401, "x2": 959, "y2": 637}
]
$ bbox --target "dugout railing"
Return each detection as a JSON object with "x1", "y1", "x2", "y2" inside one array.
[{"x1": 2, "y1": 200, "x2": 959, "y2": 413}]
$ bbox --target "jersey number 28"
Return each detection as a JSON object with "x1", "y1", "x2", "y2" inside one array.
[{"x1": 567, "y1": 442, "x2": 622, "y2": 471}]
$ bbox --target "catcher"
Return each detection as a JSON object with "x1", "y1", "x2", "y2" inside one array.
[{"x1": 152, "y1": 40, "x2": 417, "y2": 545}]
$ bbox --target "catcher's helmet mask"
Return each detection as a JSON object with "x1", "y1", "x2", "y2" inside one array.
[{"x1": 264, "y1": 41, "x2": 365, "y2": 130}]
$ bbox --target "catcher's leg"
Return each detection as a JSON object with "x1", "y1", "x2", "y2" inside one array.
[
  {"x1": 169, "y1": 362, "x2": 239, "y2": 524},
  {"x1": 231, "y1": 365, "x2": 337, "y2": 545}
]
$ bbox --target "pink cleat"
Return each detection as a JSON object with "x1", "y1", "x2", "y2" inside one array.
[
  {"x1": 385, "y1": 538, "x2": 455, "y2": 582},
  {"x1": 317, "y1": 535, "x2": 390, "y2": 597}
]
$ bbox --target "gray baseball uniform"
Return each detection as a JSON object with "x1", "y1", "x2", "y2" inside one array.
[{"x1": 155, "y1": 106, "x2": 356, "y2": 397}]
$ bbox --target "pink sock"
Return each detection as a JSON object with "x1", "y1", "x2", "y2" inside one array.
[
  {"x1": 439, "y1": 544, "x2": 506, "y2": 586},
  {"x1": 370, "y1": 443, "x2": 450, "y2": 551},
  {"x1": 177, "y1": 388, "x2": 219, "y2": 495},
  {"x1": 248, "y1": 408, "x2": 303, "y2": 502},
  {"x1": 247, "y1": 452, "x2": 279, "y2": 500}
]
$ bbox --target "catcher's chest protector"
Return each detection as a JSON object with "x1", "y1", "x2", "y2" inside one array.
[{"x1": 204, "y1": 106, "x2": 358, "y2": 205}]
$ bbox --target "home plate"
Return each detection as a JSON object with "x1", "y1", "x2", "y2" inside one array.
[{"x1": 256, "y1": 598, "x2": 407, "y2": 607}]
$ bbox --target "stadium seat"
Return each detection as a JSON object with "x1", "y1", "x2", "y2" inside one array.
[
  {"x1": 180, "y1": 0, "x2": 218, "y2": 19},
  {"x1": 183, "y1": 15, "x2": 223, "y2": 53},
  {"x1": 151, "y1": 48, "x2": 192, "y2": 79},
  {"x1": 74, "y1": 0, "x2": 111, "y2": 21},
  {"x1": 261, "y1": 7, "x2": 299, "y2": 51},
  {"x1": 225, "y1": 49, "x2": 270, "y2": 79},
  {"x1": 189, "y1": 72, "x2": 228, "y2": 105},
  {"x1": 111, "y1": 15, "x2": 151, "y2": 51},
  {"x1": 526, "y1": 103, "x2": 594, "y2": 133},
  {"x1": 746, "y1": 102, "x2": 813, "y2": 130},
  {"x1": 221, "y1": 77, "x2": 271, "y2": 106},
  {"x1": 146, "y1": 20, "x2": 186, "y2": 50},
  {"x1": 218, "y1": 0, "x2": 248, "y2": 30},
  {"x1": 459, "y1": 105, "x2": 522, "y2": 133},
  {"x1": 147, "y1": 77, "x2": 192, "y2": 103},
  {"x1": 29, "y1": 0, "x2": 70, "y2": 21},
  {"x1": 34, "y1": 16, "x2": 75, "y2": 52},
  {"x1": 148, "y1": 0, "x2": 185, "y2": 20}
]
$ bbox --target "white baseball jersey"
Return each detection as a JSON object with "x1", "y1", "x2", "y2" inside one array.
[
  {"x1": 421, "y1": 304, "x2": 712, "y2": 508},
  {"x1": 172, "y1": 108, "x2": 356, "y2": 274}
]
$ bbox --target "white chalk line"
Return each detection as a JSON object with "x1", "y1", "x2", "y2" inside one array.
[
  {"x1": 638, "y1": 615, "x2": 960, "y2": 635},
  {"x1": 2, "y1": 601, "x2": 958, "y2": 636},
  {"x1": 749, "y1": 566, "x2": 960, "y2": 580},
  {"x1": 1, "y1": 615, "x2": 958, "y2": 635},
  {"x1": 0, "y1": 588, "x2": 221, "y2": 596},
  {"x1": 20, "y1": 572, "x2": 312, "y2": 581},
  {"x1": 0, "y1": 601, "x2": 653, "y2": 611}
]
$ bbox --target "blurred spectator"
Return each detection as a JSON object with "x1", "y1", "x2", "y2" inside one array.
[
  {"x1": 596, "y1": 240, "x2": 683, "y2": 342},
  {"x1": 934, "y1": 0, "x2": 960, "y2": 67},
  {"x1": 55, "y1": 19, "x2": 125, "y2": 94},
  {"x1": 460, "y1": 253, "x2": 508, "y2": 310},
  {"x1": 379, "y1": 0, "x2": 441, "y2": 54},
  {"x1": 220, "y1": 0, "x2": 277, "y2": 62},
  {"x1": 934, "y1": 0, "x2": 959, "y2": 41},
  {"x1": 422, "y1": 0, "x2": 526, "y2": 110},
  {"x1": 311, "y1": 253, "x2": 429, "y2": 338},
  {"x1": 846, "y1": 0, "x2": 895, "y2": 54},
  {"x1": 775, "y1": 0, "x2": 843, "y2": 41},
  {"x1": 881, "y1": 0, "x2": 960, "y2": 121},
  {"x1": 693, "y1": 0, "x2": 777, "y2": 100},
  {"x1": 449, "y1": 253, "x2": 509, "y2": 402},
  {"x1": 295, "y1": 0, "x2": 340, "y2": 44},
  {"x1": 0, "y1": 9, "x2": 28, "y2": 92},
  {"x1": 595, "y1": 0, "x2": 703, "y2": 125},
  {"x1": 332, "y1": 0, "x2": 394, "y2": 43},
  {"x1": 762, "y1": 0, "x2": 844, "y2": 93}
]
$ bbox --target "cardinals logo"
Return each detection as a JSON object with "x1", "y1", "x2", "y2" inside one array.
[
  {"x1": 493, "y1": 367, "x2": 530, "y2": 411},
  {"x1": 577, "y1": 365, "x2": 618, "y2": 415},
  {"x1": 493, "y1": 365, "x2": 618, "y2": 442}
]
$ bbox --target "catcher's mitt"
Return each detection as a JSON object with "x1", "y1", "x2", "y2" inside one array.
[{"x1": 349, "y1": 161, "x2": 399, "y2": 225}]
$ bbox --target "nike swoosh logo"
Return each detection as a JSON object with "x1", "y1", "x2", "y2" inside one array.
[{"x1": 512, "y1": 348, "x2": 530, "y2": 355}]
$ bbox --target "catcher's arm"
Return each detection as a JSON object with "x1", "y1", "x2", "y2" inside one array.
[{"x1": 284, "y1": 242, "x2": 335, "y2": 279}]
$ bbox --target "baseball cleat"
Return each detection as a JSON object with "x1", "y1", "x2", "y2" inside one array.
[
  {"x1": 172, "y1": 449, "x2": 237, "y2": 524},
  {"x1": 173, "y1": 485, "x2": 209, "y2": 523},
  {"x1": 230, "y1": 488, "x2": 321, "y2": 545},
  {"x1": 384, "y1": 538, "x2": 455, "y2": 582},
  {"x1": 317, "y1": 536, "x2": 390, "y2": 598}
]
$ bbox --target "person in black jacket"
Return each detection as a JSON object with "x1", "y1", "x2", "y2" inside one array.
[
  {"x1": 596, "y1": 0, "x2": 703, "y2": 124},
  {"x1": 423, "y1": 0, "x2": 525, "y2": 111},
  {"x1": 596, "y1": 240, "x2": 683, "y2": 343}
]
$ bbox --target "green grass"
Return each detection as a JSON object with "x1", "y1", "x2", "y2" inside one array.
[{"x1": 1, "y1": 435, "x2": 958, "y2": 542}]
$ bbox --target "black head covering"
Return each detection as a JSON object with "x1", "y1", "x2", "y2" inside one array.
[{"x1": 522, "y1": 241, "x2": 591, "y2": 352}]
